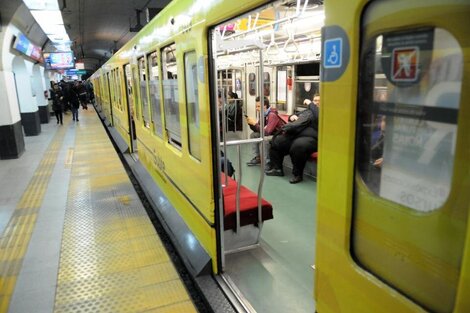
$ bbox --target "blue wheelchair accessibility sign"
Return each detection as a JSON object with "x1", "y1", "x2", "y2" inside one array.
[{"x1": 324, "y1": 38, "x2": 342, "y2": 68}]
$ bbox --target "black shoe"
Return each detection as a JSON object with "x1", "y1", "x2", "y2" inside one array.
[
  {"x1": 73, "y1": 118, "x2": 75, "y2": 121},
  {"x1": 265, "y1": 168, "x2": 284, "y2": 176},
  {"x1": 247, "y1": 157, "x2": 261, "y2": 166},
  {"x1": 289, "y1": 176, "x2": 303, "y2": 184},
  {"x1": 57, "y1": 121, "x2": 59, "y2": 124},
  {"x1": 76, "y1": 119, "x2": 79, "y2": 121},
  {"x1": 265, "y1": 162, "x2": 273, "y2": 171}
]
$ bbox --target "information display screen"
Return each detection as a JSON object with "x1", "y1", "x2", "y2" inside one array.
[
  {"x1": 12, "y1": 33, "x2": 43, "y2": 62},
  {"x1": 44, "y1": 52, "x2": 75, "y2": 70}
]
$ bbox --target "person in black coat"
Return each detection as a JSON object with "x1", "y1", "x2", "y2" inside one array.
[
  {"x1": 77, "y1": 81, "x2": 88, "y2": 109},
  {"x1": 70, "y1": 82, "x2": 81, "y2": 121},
  {"x1": 266, "y1": 94, "x2": 320, "y2": 183},
  {"x1": 50, "y1": 83, "x2": 64, "y2": 125}
]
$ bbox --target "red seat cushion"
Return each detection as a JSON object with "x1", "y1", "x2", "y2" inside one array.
[{"x1": 222, "y1": 175, "x2": 273, "y2": 231}]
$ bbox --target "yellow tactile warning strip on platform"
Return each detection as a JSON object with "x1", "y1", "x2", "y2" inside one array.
[
  {"x1": 54, "y1": 109, "x2": 197, "y2": 313},
  {"x1": 0, "y1": 121, "x2": 69, "y2": 313}
]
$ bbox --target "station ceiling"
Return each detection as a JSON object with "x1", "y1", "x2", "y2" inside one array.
[
  {"x1": 0, "y1": 0, "x2": 171, "y2": 70},
  {"x1": 61, "y1": 0, "x2": 172, "y2": 67}
]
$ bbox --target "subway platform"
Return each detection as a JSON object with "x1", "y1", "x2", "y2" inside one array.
[{"x1": 0, "y1": 107, "x2": 212, "y2": 313}]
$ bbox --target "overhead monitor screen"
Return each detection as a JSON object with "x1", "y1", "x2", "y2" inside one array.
[
  {"x1": 12, "y1": 33, "x2": 43, "y2": 62},
  {"x1": 44, "y1": 52, "x2": 75, "y2": 70}
]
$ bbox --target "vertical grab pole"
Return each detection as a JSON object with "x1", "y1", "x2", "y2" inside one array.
[
  {"x1": 213, "y1": 33, "x2": 225, "y2": 269},
  {"x1": 220, "y1": 85, "x2": 228, "y2": 186},
  {"x1": 257, "y1": 49, "x2": 265, "y2": 226},
  {"x1": 235, "y1": 145, "x2": 242, "y2": 232}
]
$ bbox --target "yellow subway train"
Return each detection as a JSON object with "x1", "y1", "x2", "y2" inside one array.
[{"x1": 90, "y1": 0, "x2": 470, "y2": 312}]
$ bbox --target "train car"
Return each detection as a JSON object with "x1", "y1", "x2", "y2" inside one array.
[
  {"x1": 315, "y1": 0, "x2": 470, "y2": 312},
  {"x1": 90, "y1": 0, "x2": 323, "y2": 312},
  {"x1": 90, "y1": 0, "x2": 469, "y2": 311}
]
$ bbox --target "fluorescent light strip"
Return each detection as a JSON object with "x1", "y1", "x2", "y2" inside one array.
[
  {"x1": 23, "y1": 0, "x2": 59, "y2": 10},
  {"x1": 24, "y1": 0, "x2": 71, "y2": 47},
  {"x1": 42, "y1": 24, "x2": 67, "y2": 35},
  {"x1": 30, "y1": 10, "x2": 64, "y2": 25}
]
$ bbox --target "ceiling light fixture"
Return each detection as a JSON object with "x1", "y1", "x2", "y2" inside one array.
[{"x1": 23, "y1": 0, "x2": 71, "y2": 50}]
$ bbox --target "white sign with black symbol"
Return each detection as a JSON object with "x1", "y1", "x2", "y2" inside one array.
[{"x1": 376, "y1": 28, "x2": 462, "y2": 212}]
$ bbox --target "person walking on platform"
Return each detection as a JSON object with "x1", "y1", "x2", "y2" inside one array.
[
  {"x1": 59, "y1": 79, "x2": 72, "y2": 112},
  {"x1": 77, "y1": 81, "x2": 88, "y2": 110},
  {"x1": 50, "y1": 83, "x2": 64, "y2": 125},
  {"x1": 70, "y1": 82, "x2": 81, "y2": 122},
  {"x1": 85, "y1": 80, "x2": 95, "y2": 104}
]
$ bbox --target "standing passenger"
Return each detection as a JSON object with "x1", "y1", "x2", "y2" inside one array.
[
  {"x1": 70, "y1": 82, "x2": 81, "y2": 121},
  {"x1": 50, "y1": 83, "x2": 64, "y2": 125},
  {"x1": 77, "y1": 81, "x2": 88, "y2": 110}
]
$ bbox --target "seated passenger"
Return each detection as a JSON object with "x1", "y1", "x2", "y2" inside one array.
[
  {"x1": 266, "y1": 94, "x2": 320, "y2": 184},
  {"x1": 220, "y1": 152, "x2": 235, "y2": 178},
  {"x1": 226, "y1": 91, "x2": 243, "y2": 132},
  {"x1": 246, "y1": 97, "x2": 285, "y2": 166},
  {"x1": 371, "y1": 115, "x2": 385, "y2": 168},
  {"x1": 368, "y1": 115, "x2": 385, "y2": 194}
]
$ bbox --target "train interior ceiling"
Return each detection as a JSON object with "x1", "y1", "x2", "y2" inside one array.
[{"x1": 211, "y1": 1, "x2": 322, "y2": 312}]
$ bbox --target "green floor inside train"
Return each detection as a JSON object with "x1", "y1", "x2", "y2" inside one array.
[{"x1": 224, "y1": 143, "x2": 316, "y2": 313}]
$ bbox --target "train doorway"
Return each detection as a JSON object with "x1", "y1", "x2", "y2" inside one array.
[
  {"x1": 210, "y1": 1, "x2": 324, "y2": 312},
  {"x1": 124, "y1": 64, "x2": 138, "y2": 153}
]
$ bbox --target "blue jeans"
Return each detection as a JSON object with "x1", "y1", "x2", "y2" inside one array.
[{"x1": 250, "y1": 131, "x2": 270, "y2": 163}]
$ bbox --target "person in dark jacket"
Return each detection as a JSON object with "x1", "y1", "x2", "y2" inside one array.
[
  {"x1": 266, "y1": 94, "x2": 320, "y2": 183},
  {"x1": 59, "y1": 80, "x2": 72, "y2": 112},
  {"x1": 226, "y1": 91, "x2": 242, "y2": 131},
  {"x1": 246, "y1": 96, "x2": 285, "y2": 166},
  {"x1": 50, "y1": 83, "x2": 64, "y2": 125},
  {"x1": 70, "y1": 82, "x2": 81, "y2": 121},
  {"x1": 77, "y1": 81, "x2": 88, "y2": 109}
]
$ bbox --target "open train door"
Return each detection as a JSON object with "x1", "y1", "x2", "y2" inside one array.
[
  {"x1": 124, "y1": 64, "x2": 138, "y2": 153},
  {"x1": 209, "y1": 1, "x2": 324, "y2": 312},
  {"x1": 316, "y1": 0, "x2": 470, "y2": 312}
]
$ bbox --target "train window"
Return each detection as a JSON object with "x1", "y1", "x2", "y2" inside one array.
[
  {"x1": 161, "y1": 43, "x2": 181, "y2": 148},
  {"x1": 276, "y1": 67, "x2": 288, "y2": 109},
  {"x1": 356, "y1": 28, "x2": 461, "y2": 211},
  {"x1": 103, "y1": 75, "x2": 109, "y2": 104},
  {"x1": 138, "y1": 57, "x2": 151, "y2": 128},
  {"x1": 107, "y1": 72, "x2": 113, "y2": 106},
  {"x1": 184, "y1": 51, "x2": 201, "y2": 160},
  {"x1": 115, "y1": 69, "x2": 122, "y2": 111},
  {"x1": 248, "y1": 73, "x2": 256, "y2": 96},
  {"x1": 124, "y1": 64, "x2": 135, "y2": 119},
  {"x1": 112, "y1": 70, "x2": 117, "y2": 107},
  {"x1": 113, "y1": 70, "x2": 118, "y2": 110},
  {"x1": 353, "y1": 1, "x2": 466, "y2": 311},
  {"x1": 148, "y1": 52, "x2": 163, "y2": 137},
  {"x1": 263, "y1": 72, "x2": 270, "y2": 97}
]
